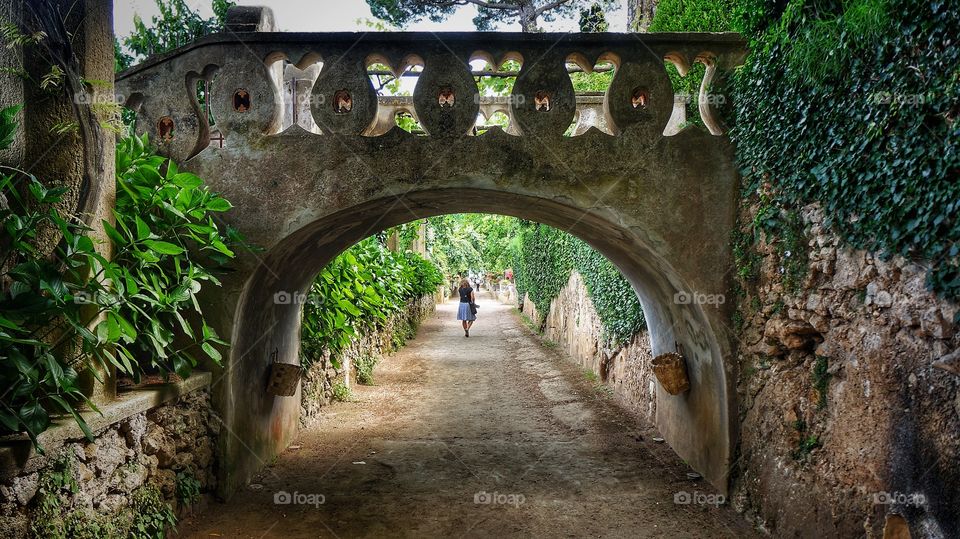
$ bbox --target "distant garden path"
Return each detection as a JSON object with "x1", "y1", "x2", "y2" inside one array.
[{"x1": 178, "y1": 296, "x2": 755, "y2": 538}]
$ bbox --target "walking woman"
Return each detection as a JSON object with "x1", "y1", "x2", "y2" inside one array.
[{"x1": 457, "y1": 277, "x2": 477, "y2": 337}]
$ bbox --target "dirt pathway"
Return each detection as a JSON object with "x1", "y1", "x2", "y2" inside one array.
[{"x1": 178, "y1": 295, "x2": 757, "y2": 538}]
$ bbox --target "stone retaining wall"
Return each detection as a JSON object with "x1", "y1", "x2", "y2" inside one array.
[
  {"x1": 519, "y1": 271, "x2": 657, "y2": 423},
  {"x1": 300, "y1": 293, "x2": 437, "y2": 424},
  {"x1": 0, "y1": 383, "x2": 217, "y2": 538},
  {"x1": 732, "y1": 203, "x2": 960, "y2": 538}
]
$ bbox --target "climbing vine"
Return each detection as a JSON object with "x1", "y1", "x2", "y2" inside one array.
[
  {"x1": 511, "y1": 222, "x2": 645, "y2": 345},
  {"x1": 731, "y1": 0, "x2": 960, "y2": 301}
]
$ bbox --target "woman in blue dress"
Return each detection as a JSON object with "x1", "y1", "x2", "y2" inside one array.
[{"x1": 456, "y1": 277, "x2": 477, "y2": 337}]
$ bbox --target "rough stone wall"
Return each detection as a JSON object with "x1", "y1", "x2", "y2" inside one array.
[
  {"x1": 0, "y1": 387, "x2": 218, "y2": 538},
  {"x1": 300, "y1": 294, "x2": 437, "y2": 423},
  {"x1": 732, "y1": 203, "x2": 960, "y2": 538},
  {"x1": 520, "y1": 272, "x2": 657, "y2": 423}
]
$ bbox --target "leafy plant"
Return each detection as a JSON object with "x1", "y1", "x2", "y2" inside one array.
[
  {"x1": 300, "y1": 238, "x2": 443, "y2": 370},
  {"x1": 0, "y1": 108, "x2": 239, "y2": 442},
  {"x1": 109, "y1": 133, "x2": 236, "y2": 381},
  {"x1": 331, "y1": 381, "x2": 352, "y2": 402},
  {"x1": 31, "y1": 454, "x2": 79, "y2": 538},
  {"x1": 117, "y1": 0, "x2": 234, "y2": 68},
  {"x1": 175, "y1": 469, "x2": 202, "y2": 506},
  {"x1": 511, "y1": 221, "x2": 645, "y2": 345},
  {"x1": 129, "y1": 484, "x2": 177, "y2": 539},
  {"x1": 732, "y1": 0, "x2": 960, "y2": 301},
  {"x1": 0, "y1": 108, "x2": 112, "y2": 441},
  {"x1": 354, "y1": 353, "x2": 379, "y2": 385}
]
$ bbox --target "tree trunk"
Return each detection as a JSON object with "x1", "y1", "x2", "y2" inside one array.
[
  {"x1": 518, "y1": 1, "x2": 538, "y2": 32},
  {"x1": 628, "y1": 0, "x2": 658, "y2": 31}
]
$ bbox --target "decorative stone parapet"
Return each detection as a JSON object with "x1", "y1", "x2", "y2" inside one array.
[{"x1": 117, "y1": 7, "x2": 746, "y2": 162}]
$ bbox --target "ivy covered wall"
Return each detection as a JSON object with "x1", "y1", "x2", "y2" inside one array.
[
  {"x1": 511, "y1": 222, "x2": 646, "y2": 345},
  {"x1": 649, "y1": 0, "x2": 958, "y2": 302},
  {"x1": 731, "y1": 0, "x2": 959, "y2": 302}
]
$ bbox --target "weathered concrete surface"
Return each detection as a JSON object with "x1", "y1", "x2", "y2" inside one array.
[{"x1": 116, "y1": 15, "x2": 747, "y2": 497}]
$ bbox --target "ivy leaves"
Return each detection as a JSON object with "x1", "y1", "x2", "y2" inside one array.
[
  {"x1": 512, "y1": 222, "x2": 645, "y2": 345},
  {"x1": 731, "y1": 0, "x2": 960, "y2": 300}
]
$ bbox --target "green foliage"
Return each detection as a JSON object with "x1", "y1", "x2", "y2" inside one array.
[
  {"x1": 648, "y1": 0, "x2": 738, "y2": 126},
  {"x1": 512, "y1": 222, "x2": 645, "y2": 345},
  {"x1": 732, "y1": 0, "x2": 960, "y2": 301},
  {"x1": 31, "y1": 454, "x2": 79, "y2": 538},
  {"x1": 365, "y1": 0, "x2": 615, "y2": 32},
  {"x1": 175, "y1": 469, "x2": 202, "y2": 506},
  {"x1": 648, "y1": 0, "x2": 738, "y2": 32},
  {"x1": 790, "y1": 418, "x2": 821, "y2": 460},
  {"x1": 118, "y1": 0, "x2": 234, "y2": 68},
  {"x1": 578, "y1": 3, "x2": 609, "y2": 32},
  {"x1": 354, "y1": 353, "x2": 379, "y2": 385},
  {"x1": 63, "y1": 509, "x2": 122, "y2": 539},
  {"x1": 0, "y1": 108, "x2": 238, "y2": 442},
  {"x1": 300, "y1": 238, "x2": 443, "y2": 369},
  {"x1": 793, "y1": 434, "x2": 822, "y2": 461},
  {"x1": 0, "y1": 104, "x2": 20, "y2": 148},
  {"x1": 331, "y1": 381, "x2": 352, "y2": 402},
  {"x1": 111, "y1": 133, "x2": 236, "y2": 381},
  {"x1": 129, "y1": 484, "x2": 177, "y2": 539}
]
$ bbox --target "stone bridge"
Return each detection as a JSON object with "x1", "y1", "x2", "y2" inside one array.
[{"x1": 116, "y1": 7, "x2": 747, "y2": 497}]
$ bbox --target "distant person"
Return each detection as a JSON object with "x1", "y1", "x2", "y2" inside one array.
[
  {"x1": 451, "y1": 275, "x2": 461, "y2": 297},
  {"x1": 457, "y1": 277, "x2": 477, "y2": 337}
]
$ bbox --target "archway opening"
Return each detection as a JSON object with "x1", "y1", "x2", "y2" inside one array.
[{"x1": 218, "y1": 188, "x2": 733, "y2": 498}]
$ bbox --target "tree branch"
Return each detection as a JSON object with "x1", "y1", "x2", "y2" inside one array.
[{"x1": 534, "y1": 0, "x2": 573, "y2": 16}]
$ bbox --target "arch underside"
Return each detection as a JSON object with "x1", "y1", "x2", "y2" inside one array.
[{"x1": 200, "y1": 179, "x2": 736, "y2": 498}]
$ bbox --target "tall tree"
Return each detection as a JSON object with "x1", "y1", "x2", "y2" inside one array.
[{"x1": 366, "y1": 0, "x2": 615, "y2": 32}]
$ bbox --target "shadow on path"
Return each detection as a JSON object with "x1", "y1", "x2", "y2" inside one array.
[{"x1": 177, "y1": 294, "x2": 756, "y2": 538}]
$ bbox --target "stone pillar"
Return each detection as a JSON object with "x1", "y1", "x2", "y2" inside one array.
[
  {"x1": 0, "y1": 0, "x2": 25, "y2": 165},
  {"x1": 19, "y1": 0, "x2": 117, "y2": 402}
]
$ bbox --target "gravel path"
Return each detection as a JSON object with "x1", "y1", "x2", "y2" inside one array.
[{"x1": 178, "y1": 294, "x2": 757, "y2": 538}]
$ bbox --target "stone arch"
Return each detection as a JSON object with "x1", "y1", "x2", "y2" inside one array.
[{"x1": 216, "y1": 188, "x2": 733, "y2": 499}]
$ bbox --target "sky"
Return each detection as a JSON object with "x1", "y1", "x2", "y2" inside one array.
[{"x1": 114, "y1": 0, "x2": 629, "y2": 37}]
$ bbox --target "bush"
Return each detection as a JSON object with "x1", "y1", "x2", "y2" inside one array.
[
  {"x1": 0, "y1": 111, "x2": 239, "y2": 442},
  {"x1": 300, "y1": 238, "x2": 444, "y2": 369}
]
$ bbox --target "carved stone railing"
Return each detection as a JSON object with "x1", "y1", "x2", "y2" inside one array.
[{"x1": 115, "y1": 7, "x2": 746, "y2": 163}]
